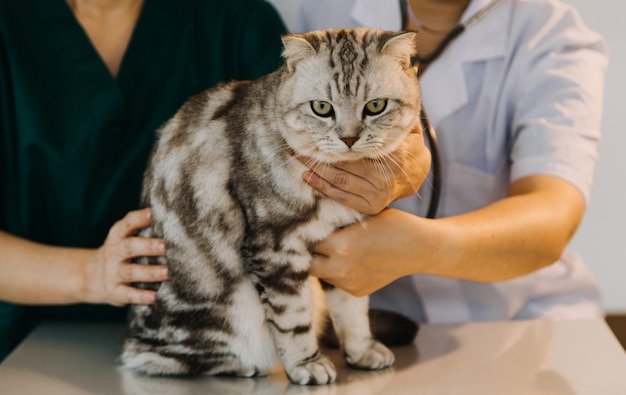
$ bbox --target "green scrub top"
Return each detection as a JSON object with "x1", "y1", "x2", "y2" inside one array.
[{"x1": 0, "y1": 0, "x2": 287, "y2": 359}]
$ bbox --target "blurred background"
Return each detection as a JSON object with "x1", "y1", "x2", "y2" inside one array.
[{"x1": 564, "y1": 0, "x2": 626, "y2": 346}]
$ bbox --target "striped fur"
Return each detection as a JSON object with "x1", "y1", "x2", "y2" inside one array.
[{"x1": 121, "y1": 28, "x2": 421, "y2": 386}]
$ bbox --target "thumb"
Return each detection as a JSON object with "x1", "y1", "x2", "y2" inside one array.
[{"x1": 309, "y1": 252, "x2": 330, "y2": 280}]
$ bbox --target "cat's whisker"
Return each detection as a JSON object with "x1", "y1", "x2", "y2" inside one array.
[
  {"x1": 368, "y1": 155, "x2": 393, "y2": 199},
  {"x1": 274, "y1": 151, "x2": 301, "y2": 171},
  {"x1": 380, "y1": 151, "x2": 424, "y2": 199},
  {"x1": 376, "y1": 135, "x2": 434, "y2": 198},
  {"x1": 308, "y1": 151, "x2": 332, "y2": 176},
  {"x1": 377, "y1": 155, "x2": 398, "y2": 200},
  {"x1": 394, "y1": 147, "x2": 435, "y2": 195}
]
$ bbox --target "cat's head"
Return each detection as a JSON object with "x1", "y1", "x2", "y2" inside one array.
[{"x1": 278, "y1": 28, "x2": 421, "y2": 163}]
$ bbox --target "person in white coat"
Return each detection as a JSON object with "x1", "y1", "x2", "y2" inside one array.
[{"x1": 268, "y1": 0, "x2": 608, "y2": 323}]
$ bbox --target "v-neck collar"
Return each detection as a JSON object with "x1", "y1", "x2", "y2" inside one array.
[
  {"x1": 419, "y1": 0, "x2": 510, "y2": 124},
  {"x1": 116, "y1": 0, "x2": 180, "y2": 82},
  {"x1": 31, "y1": 0, "x2": 128, "y2": 127},
  {"x1": 34, "y1": 0, "x2": 176, "y2": 83},
  {"x1": 35, "y1": 0, "x2": 118, "y2": 83},
  {"x1": 31, "y1": 0, "x2": 186, "y2": 127}
]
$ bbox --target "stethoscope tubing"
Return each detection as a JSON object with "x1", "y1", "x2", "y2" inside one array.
[
  {"x1": 407, "y1": 0, "x2": 504, "y2": 218},
  {"x1": 421, "y1": 110, "x2": 441, "y2": 219}
]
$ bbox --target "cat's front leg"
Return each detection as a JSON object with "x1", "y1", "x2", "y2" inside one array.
[
  {"x1": 323, "y1": 285, "x2": 394, "y2": 370},
  {"x1": 251, "y1": 268, "x2": 336, "y2": 385}
]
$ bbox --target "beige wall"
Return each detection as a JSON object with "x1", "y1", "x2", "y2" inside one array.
[{"x1": 565, "y1": 0, "x2": 626, "y2": 313}]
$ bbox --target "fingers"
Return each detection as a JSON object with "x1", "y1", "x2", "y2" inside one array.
[
  {"x1": 298, "y1": 156, "x2": 383, "y2": 214},
  {"x1": 110, "y1": 286, "x2": 158, "y2": 306},
  {"x1": 118, "y1": 261, "x2": 169, "y2": 283},
  {"x1": 308, "y1": 253, "x2": 328, "y2": 280},
  {"x1": 309, "y1": 253, "x2": 344, "y2": 292},
  {"x1": 101, "y1": 258, "x2": 168, "y2": 306},
  {"x1": 297, "y1": 130, "x2": 431, "y2": 214},
  {"x1": 298, "y1": 154, "x2": 379, "y2": 190},
  {"x1": 108, "y1": 207, "x2": 153, "y2": 242},
  {"x1": 99, "y1": 235, "x2": 165, "y2": 268},
  {"x1": 116, "y1": 236, "x2": 166, "y2": 261},
  {"x1": 104, "y1": 260, "x2": 168, "y2": 307},
  {"x1": 90, "y1": 208, "x2": 169, "y2": 306},
  {"x1": 303, "y1": 169, "x2": 373, "y2": 211},
  {"x1": 391, "y1": 131, "x2": 431, "y2": 198},
  {"x1": 309, "y1": 234, "x2": 352, "y2": 291},
  {"x1": 309, "y1": 214, "x2": 405, "y2": 297},
  {"x1": 309, "y1": 252, "x2": 365, "y2": 297},
  {"x1": 107, "y1": 236, "x2": 168, "y2": 305}
]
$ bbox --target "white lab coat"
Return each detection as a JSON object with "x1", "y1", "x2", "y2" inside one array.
[{"x1": 268, "y1": 0, "x2": 608, "y2": 323}]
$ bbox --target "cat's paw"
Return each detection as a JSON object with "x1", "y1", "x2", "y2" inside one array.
[
  {"x1": 345, "y1": 340, "x2": 394, "y2": 370},
  {"x1": 286, "y1": 355, "x2": 337, "y2": 385}
]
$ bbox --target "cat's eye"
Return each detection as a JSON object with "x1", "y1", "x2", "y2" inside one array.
[
  {"x1": 311, "y1": 100, "x2": 334, "y2": 118},
  {"x1": 363, "y1": 99, "x2": 388, "y2": 116}
]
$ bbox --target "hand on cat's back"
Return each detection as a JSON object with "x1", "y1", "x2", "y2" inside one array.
[
  {"x1": 83, "y1": 208, "x2": 169, "y2": 306},
  {"x1": 297, "y1": 130, "x2": 430, "y2": 215}
]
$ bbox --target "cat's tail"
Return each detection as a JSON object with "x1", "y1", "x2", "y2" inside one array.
[{"x1": 319, "y1": 309, "x2": 419, "y2": 348}]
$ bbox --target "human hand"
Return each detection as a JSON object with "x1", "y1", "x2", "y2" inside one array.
[
  {"x1": 84, "y1": 208, "x2": 168, "y2": 306},
  {"x1": 309, "y1": 209, "x2": 420, "y2": 296},
  {"x1": 297, "y1": 129, "x2": 430, "y2": 215}
]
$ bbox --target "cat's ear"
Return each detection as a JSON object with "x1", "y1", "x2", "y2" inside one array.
[
  {"x1": 381, "y1": 31, "x2": 418, "y2": 70},
  {"x1": 281, "y1": 34, "x2": 316, "y2": 71}
]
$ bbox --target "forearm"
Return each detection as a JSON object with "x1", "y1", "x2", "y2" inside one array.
[
  {"x1": 401, "y1": 176, "x2": 585, "y2": 282},
  {"x1": 0, "y1": 230, "x2": 93, "y2": 304},
  {"x1": 0, "y1": 209, "x2": 170, "y2": 307}
]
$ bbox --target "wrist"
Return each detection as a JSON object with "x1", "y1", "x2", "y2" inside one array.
[
  {"x1": 377, "y1": 209, "x2": 431, "y2": 277},
  {"x1": 386, "y1": 209, "x2": 459, "y2": 279},
  {"x1": 74, "y1": 248, "x2": 100, "y2": 304}
]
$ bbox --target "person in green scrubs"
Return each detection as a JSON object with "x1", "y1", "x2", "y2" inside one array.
[{"x1": 0, "y1": 0, "x2": 288, "y2": 360}]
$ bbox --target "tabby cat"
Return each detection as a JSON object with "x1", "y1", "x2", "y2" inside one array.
[{"x1": 121, "y1": 27, "x2": 421, "y2": 386}]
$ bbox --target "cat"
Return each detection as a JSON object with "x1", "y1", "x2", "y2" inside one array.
[{"x1": 121, "y1": 27, "x2": 421, "y2": 386}]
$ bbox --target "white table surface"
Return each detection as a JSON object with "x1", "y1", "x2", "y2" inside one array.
[{"x1": 1, "y1": 319, "x2": 625, "y2": 394}]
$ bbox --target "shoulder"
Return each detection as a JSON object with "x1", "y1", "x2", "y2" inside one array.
[
  {"x1": 501, "y1": 0, "x2": 608, "y2": 99},
  {"x1": 512, "y1": 0, "x2": 586, "y2": 21},
  {"x1": 0, "y1": 0, "x2": 10, "y2": 23},
  {"x1": 509, "y1": 0, "x2": 606, "y2": 52},
  {"x1": 175, "y1": 0, "x2": 287, "y2": 79},
  {"x1": 159, "y1": 0, "x2": 286, "y2": 39},
  {"x1": 268, "y1": 0, "x2": 383, "y2": 33},
  {"x1": 188, "y1": 0, "x2": 286, "y2": 28},
  {"x1": 0, "y1": 1, "x2": 33, "y2": 40},
  {"x1": 267, "y1": 0, "x2": 342, "y2": 31}
]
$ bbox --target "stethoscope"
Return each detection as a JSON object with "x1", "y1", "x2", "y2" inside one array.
[{"x1": 400, "y1": 0, "x2": 504, "y2": 218}]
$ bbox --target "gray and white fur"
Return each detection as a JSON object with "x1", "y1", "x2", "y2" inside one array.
[{"x1": 121, "y1": 28, "x2": 421, "y2": 386}]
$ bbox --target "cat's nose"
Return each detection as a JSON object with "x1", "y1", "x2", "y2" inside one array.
[{"x1": 341, "y1": 137, "x2": 358, "y2": 148}]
